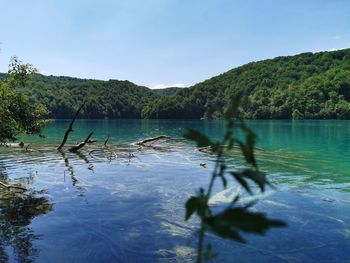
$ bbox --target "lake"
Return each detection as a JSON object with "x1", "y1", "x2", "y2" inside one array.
[{"x1": 0, "y1": 119, "x2": 349, "y2": 262}]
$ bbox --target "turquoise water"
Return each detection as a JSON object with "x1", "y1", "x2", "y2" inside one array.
[{"x1": 0, "y1": 120, "x2": 350, "y2": 262}]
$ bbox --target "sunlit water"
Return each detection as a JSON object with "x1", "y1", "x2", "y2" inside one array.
[{"x1": 0, "y1": 120, "x2": 349, "y2": 262}]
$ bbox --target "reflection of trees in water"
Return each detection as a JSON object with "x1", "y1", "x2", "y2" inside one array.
[
  {"x1": 0, "y1": 166, "x2": 52, "y2": 262},
  {"x1": 60, "y1": 150, "x2": 87, "y2": 195}
]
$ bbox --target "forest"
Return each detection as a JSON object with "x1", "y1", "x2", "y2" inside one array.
[
  {"x1": 1, "y1": 48, "x2": 350, "y2": 120},
  {"x1": 142, "y1": 48, "x2": 350, "y2": 119}
]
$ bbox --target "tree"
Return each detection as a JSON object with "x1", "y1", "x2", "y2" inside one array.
[
  {"x1": 8, "y1": 56, "x2": 37, "y2": 88},
  {"x1": 0, "y1": 56, "x2": 48, "y2": 142}
]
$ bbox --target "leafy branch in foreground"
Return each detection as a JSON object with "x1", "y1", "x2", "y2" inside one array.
[
  {"x1": 0, "y1": 56, "x2": 48, "y2": 142},
  {"x1": 184, "y1": 96, "x2": 286, "y2": 262}
]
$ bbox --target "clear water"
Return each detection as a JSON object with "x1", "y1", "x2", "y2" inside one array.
[{"x1": 0, "y1": 119, "x2": 349, "y2": 262}]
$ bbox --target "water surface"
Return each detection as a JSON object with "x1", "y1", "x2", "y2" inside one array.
[{"x1": 0, "y1": 119, "x2": 349, "y2": 262}]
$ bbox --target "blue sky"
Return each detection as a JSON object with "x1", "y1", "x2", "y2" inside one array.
[{"x1": 0, "y1": 0, "x2": 349, "y2": 88}]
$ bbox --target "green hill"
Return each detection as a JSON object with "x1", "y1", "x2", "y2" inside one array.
[
  {"x1": 23, "y1": 75, "x2": 158, "y2": 118},
  {"x1": 152, "y1": 87, "x2": 180, "y2": 96},
  {"x1": 142, "y1": 49, "x2": 350, "y2": 119},
  {"x1": 0, "y1": 74, "x2": 182, "y2": 119},
  {"x1": 2, "y1": 48, "x2": 350, "y2": 119}
]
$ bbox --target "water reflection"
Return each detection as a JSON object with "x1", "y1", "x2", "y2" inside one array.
[
  {"x1": 0, "y1": 165, "x2": 52, "y2": 262},
  {"x1": 59, "y1": 150, "x2": 87, "y2": 195}
]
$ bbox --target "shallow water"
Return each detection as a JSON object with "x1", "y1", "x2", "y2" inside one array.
[{"x1": 0, "y1": 119, "x2": 349, "y2": 262}]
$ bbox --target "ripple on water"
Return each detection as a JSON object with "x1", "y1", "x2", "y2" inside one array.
[{"x1": 0, "y1": 130, "x2": 349, "y2": 262}]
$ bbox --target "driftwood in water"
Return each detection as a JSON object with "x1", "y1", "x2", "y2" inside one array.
[
  {"x1": 85, "y1": 135, "x2": 112, "y2": 158},
  {"x1": 69, "y1": 132, "x2": 93, "y2": 152},
  {"x1": 104, "y1": 135, "x2": 110, "y2": 146},
  {"x1": 0, "y1": 181, "x2": 26, "y2": 191},
  {"x1": 198, "y1": 146, "x2": 212, "y2": 153},
  {"x1": 57, "y1": 103, "x2": 85, "y2": 150},
  {"x1": 136, "y1": 135, "x2": 170, "y2": 146},
  {"x1": 0, "y1": 142, "x2": 23, "y2": 148}
]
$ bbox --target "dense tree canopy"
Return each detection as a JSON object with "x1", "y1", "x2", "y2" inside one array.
[
  {"x1": 0, "y1": 57, "x2": 47, "y2": 142},
  {"x1": 21, "y1": 75, "x2": 158, "y2": 119},
  {"x1": 143, "y1": 48, "x2": 350, "y2": 119},
  {"x1": 1, "y1": 49, "x2": 349, "y2": 120}
]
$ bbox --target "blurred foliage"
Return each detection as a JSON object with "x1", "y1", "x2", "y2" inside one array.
[
  {"x1": 0, "y1": 56, "x2": 48, "y2": 142},
  {"x1": 184, "y1": 96, "x2": 285, "y2": 262}
]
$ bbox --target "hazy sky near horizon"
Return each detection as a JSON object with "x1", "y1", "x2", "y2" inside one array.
[{"x1": 0, "y1": 0, "x2": 349, "y2": 88}]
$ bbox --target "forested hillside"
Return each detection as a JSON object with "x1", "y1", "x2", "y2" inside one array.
[
  {"x1": 153, "y1": 87, "x2": 180, "y2": 96},
  {"x1": 143, "y1": 48, "x2": 350, "y2": 119},
  {"x1": 13, "y1": 74, "x2": 157, "y2": 118},
  {"x1": 1, "y1": 48, "x2": 350, "y2": 119},
  {"x1": 0, "y1": 72, "x2": 180, "y2": 118}
]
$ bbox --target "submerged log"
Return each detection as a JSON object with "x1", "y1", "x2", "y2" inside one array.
[
  {"x1": 0, "y1": 142, "x2": 23, "y2": 148},
  {"x1": 69, "y1": 132, "x2": 94, "y2": 152},
  {"x1": 57, "y1": 103, "x2": 85, "y2": 150},
  {"x1": 136, "y1": 135, "x2": 170, "y2": 146},
  {"x1": 0, "y1": 181, "x2": 26, "y2": 191}
]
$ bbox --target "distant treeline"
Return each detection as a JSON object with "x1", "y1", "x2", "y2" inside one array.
[
  {"x1": 142, "y1": 48, "x2": 350, "y2": 119},
  {"x1": 1, "y1": 48, "x2": 350, "y2": 119}
]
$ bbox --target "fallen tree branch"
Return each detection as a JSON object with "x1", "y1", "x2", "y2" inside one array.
[
  {"x1": 89, "y1": 148, "x2": 118, "y2": 160},
  {"x1": 198, "y1": 146, "x2": 212, "y2": 153},
  {"x1": 69, "y1": 131, "x2": 94, "y2": 152},
  {"x1": 136, "y1": 135, "x2": 170, "y2": 146},
  {"x1": 88, "y1": 149, "x2": 103, "y2": 156},
  {"x1": 57, "y1": 103, "x2": 85, "y2": 150},
  {"x1": 104, "y1": 134, "x2": 110, "y2": 146},
  {"x1": 0, "y1": 181, "x2": 26, "y2": 191}
]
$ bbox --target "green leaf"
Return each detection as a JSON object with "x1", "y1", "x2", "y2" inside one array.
[
  {"x1": 233, "y1": 121, "x2": 258, "y2": 168},
  {"x1": 230, "y1": 169, "x2": 267, "y2": 193},
  {"x1": 227, "y1": 138, "x2": 235, "y2": 150},
  {"x1": 240, "y1": 121, "x2": 256, "y2": 148},
  {"x1": 224, "y1": 93, "x2": 241, "y2": 120},
  {"x1": 219, "y1": 174, "x2": 228, "y2": 188},
  {"x1": 185, "y1": 196, "x2": 200, "y2": 221},
  {"x1": 205, "y1": 207, "x2": 286, "y2": 243},
  {"x1": 235, "y1": 139, "x2": 257, "y2": 168},
  {"x1": 205, "y1": 217, "x2": 246, "y2": 243},
  {"x1": 185, "y1": 194, "x2": 207, "y2": 221},
  {"x1": 184, "y1": 129, "x2": 213, "y2": 148},
  {"x1": 226, "y1": 207, "x2": 286, "y2": 233},
  {"x1": 230, "y1": 172, "x2": 252, "y2": 194}
]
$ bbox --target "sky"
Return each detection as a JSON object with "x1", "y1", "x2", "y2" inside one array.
[{"x1": 0, "y1": 0, "x2": 349, "y2": 89}]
